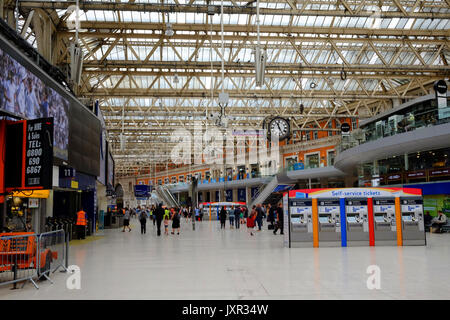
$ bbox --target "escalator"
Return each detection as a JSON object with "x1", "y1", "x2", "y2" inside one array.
[
  {"x1": 250, "y1": 173, "x2": 295, "y2": 208},
  {"x1": 156, "y1": 185, "x2": 180, "y2": 208}
]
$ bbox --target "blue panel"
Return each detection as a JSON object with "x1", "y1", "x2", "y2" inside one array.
[
  {"x1": 225, "y1": 190, "x2": 233, "y2": 202},
  {"x1": 293, "y1": 162, "x2": 304, "y2": 170},
  {"x1": 340, "y1": 198, "x2": 347, "y2": 247},
  {"x1": 237, "y1": 188, "x2": 246, "y2": 202},
  {"x1": 251, "y1": 187, "x2": 259, "y2": 200},
  {"x1": 406, "y1": 182, "x2": 450, "y2": 195}
]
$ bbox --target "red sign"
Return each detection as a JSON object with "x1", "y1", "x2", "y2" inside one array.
[
  {"x1": 429, "y1": 167, "x2": 450, "y2": 177},
  {"x1": 405, "y1": 170, "x2": 426, "y2": 179}
]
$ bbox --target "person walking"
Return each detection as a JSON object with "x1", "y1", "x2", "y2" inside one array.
[
  {"x1": 267, "y1": 204, "x2": 275, "y2": 230},
  {"x1": 247, "y1": 208, "x2": 256, "y2": 236},
  {"x1": 243, "y1": 206, "x2": 249, "y2": 224},
  {"x1": 139, "y1": 209, "x2": 148, "y2": 234},
  {"x1": 154, "y1": 203, "x2": 165, "y2": 236},
  {"x1": 164, "y1": 215, "x2": 170, "y2": 235},
  {"x1": 229, "y1": 206, "x2": 235, "y2": 229},
  {"x1": 255, "y1": 204, "x2": 264, "y2": 231},
  {"x1": 171, "y1": 208, "x2": 181, "y2": 235},
  {"x1": 234, "y1": 206, "x2": 241, "y2": 229},
  {"x1": 150, "y1": 206, "x2": 156, "y2": 226},
  {"x1": 273, "y1": 202, "x2": 284, "y2": 235},
  {"x1": 195, "y1": 207, "x2": 200, "y2": 221},
  {"x1": 122, "y1": 208, "x2": 132, "y2": 232},
  {"x1": 219, "y1": 206, "x2": 227, "y2": 229}
]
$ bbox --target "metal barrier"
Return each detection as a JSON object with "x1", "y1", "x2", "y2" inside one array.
[
  {"x1": 0, "y1": 232, "x2": 39, "y2": 289},
  {"x1": 37, "y1": 230, "x2": 68, "y2": 284},
  {"x1": 0, "y1": 230, "x2": 69, "y2": 290}
]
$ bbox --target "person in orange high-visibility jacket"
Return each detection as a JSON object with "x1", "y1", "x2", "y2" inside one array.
[{"x1": 76, "y1": 208, "x2": 87, "y2": 240}]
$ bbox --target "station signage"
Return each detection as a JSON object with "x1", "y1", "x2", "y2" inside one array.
[
  {"x1": 387, "y1": 174, "x2": 402, "y2": 181},
  {"x1": 429, "y1": 167, "x2": 450, "y2": 177},
  {"x1": 59, "y1": 166, "x2": 76, "y2": 178},
  {"x1": 405, "y1": 170, "x2": 426, "y2": 179},
  {"x1": 341, "y1": 122, "x2": 351, "y2": 136},
  {"x1": 134, "y1": 185, "x2": 151, "y2": 198},
  {"x1": 25, "y1": 118, "x2": 53, "y2": 189}
]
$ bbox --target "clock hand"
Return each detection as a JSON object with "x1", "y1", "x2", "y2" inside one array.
[{"x1": 276, "y1": 123, "x2": 282, "y2": 132}]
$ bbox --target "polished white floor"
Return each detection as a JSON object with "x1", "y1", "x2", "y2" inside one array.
[{"x1": 1, "y1": 218, "x2": 450, "y2": 300}]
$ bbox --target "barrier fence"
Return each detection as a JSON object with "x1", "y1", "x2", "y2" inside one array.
[{"x1": 0, "y1": 230, "x2": 69, "y2": 290}]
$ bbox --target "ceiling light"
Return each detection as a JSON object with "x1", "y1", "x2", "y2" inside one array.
[{"x1": 165, "y1": 23, "x2": 174, "y2": 37}]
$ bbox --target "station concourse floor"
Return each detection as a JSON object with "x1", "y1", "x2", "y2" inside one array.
[{"x1": 1, "y1": 218, "x2": 450, "y2": 300}]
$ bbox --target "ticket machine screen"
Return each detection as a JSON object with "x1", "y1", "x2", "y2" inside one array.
[
  {"x1": 291, "y1": 215, "x2": 301, "y2": 223},
  {"x1": 319, "y1": 215, "x2": 329, "y2": 223},
  {"x1": 402, "y1": 214, "x2": 413, "y2": 221},
  {"x1": 347, "y1": 216, "x2": 357, "y2": 223},
  {"x1": 374, "y1": 214, "x2": 385, "y2": 223}
]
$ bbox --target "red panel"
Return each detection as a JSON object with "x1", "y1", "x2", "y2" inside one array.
[
  {"x1": 367, "y1": 197, "x2": 375, "y2": 246},
  {"x1": 0, "y1": 121, "x2": 6, "y2": 203}
]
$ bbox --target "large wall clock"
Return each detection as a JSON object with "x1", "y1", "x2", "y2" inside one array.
[{"x1": 268, "y1": 117, "x2": 290, "y2": 141}]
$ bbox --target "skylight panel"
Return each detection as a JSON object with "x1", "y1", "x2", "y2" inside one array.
[
  {"x1": 404, "y1": 18, "x2": 414, "y2": 29},
  {"x1": 150, "y1": 12, "x2": 159, "y2": 23},
  {"x1": 388, "y1": 18, "x2": 400, "y2": 29}
]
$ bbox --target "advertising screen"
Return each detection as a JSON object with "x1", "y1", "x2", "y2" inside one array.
[
  {"x1": 0, "y1": 46, "x2": 69, "y2": 160},
  {"x1": 107, "y1": 151, "x2": 114, "y2": 187}
]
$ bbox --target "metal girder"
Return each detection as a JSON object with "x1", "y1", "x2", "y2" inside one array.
[
  {"x1": 17, "y1": 1, "x2": 450, "y2": 19},
  {"x1": 83, "y1": 89, "x2": 421, "y2": 99},
  {"x1": 60, "y1": 31, "x2": 449, "y2": 45},
  {"x1": 65, "y1": 21, "x2": 450, "y2": 38}
]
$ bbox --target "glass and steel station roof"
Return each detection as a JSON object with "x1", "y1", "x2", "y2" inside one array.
[{"x1": 14, "y1": 0, "x2": 450, "y2": 175}]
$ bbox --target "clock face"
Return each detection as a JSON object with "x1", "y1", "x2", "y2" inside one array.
[{"x1": 269, "y1": 117, "x2": 290, "y2": 140}]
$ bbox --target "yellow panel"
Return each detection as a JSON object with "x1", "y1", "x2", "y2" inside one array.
[{"x1": 13, "y1": 190, "x2": 50, "y2": 199}]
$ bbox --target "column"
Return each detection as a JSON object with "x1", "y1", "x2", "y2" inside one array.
[{"x1": 404, "y1": 153, "x2": 409, "y2": 171}]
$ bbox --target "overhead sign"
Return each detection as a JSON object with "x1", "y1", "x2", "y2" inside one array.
[
  {"x1": 134, "y1": 185, "x2": 151, "y2": 198},
  {"x1": 341, "y1": 122, "x2": 351, "y2": 136},
  {"x1": 59, "y1": 166, "x2": 76, "y2": 178},
  {"x1": 434, "y1": 80, "x2": 447, "y2": 95},
  {"x1": 25, "y1": 118, "x2": 53, "y2": 189}
]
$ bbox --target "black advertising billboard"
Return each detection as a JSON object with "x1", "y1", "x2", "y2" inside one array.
[
  {"x1": 0, "y1": 44, "x2": 68, "y2": 160},
  {"x1": 4, "y1": 118, "x2": 53, "y2": 190},
  {"x1": 25, "y1": 118, "x2": 53, "y2": 189}
]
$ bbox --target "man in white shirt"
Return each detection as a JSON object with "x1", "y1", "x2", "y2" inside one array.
[
  {"x1": 25, "y1": 79, "x2": 39, "y2": 119},
  {"x1": 432, "y1": 210, "x2": 448, "y2": 233},
  {"x1": 3, "y1": 71, "x2": 16, "y2": 114}
]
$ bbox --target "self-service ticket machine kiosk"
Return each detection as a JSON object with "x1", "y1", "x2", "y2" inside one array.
[
  {"x1": 345, "y1": 198, "x2": 369, "y2": 246},
  {"x1": 317, "y1": 199, "x2": 341, "y2": 247},
  {"x1": 372, "y1": 198, "x2": 397, "y2": 246},
  {"x1": 289, "y1": 199, "x2": 313, "y2": 247},
  {"x1": 400, "y1": 197, "x2": 426, "y2": 245}
]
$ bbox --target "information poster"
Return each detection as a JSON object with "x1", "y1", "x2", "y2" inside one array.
[{"x1": 25, "y1": 118, "x2": 53, "y2": 189}]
